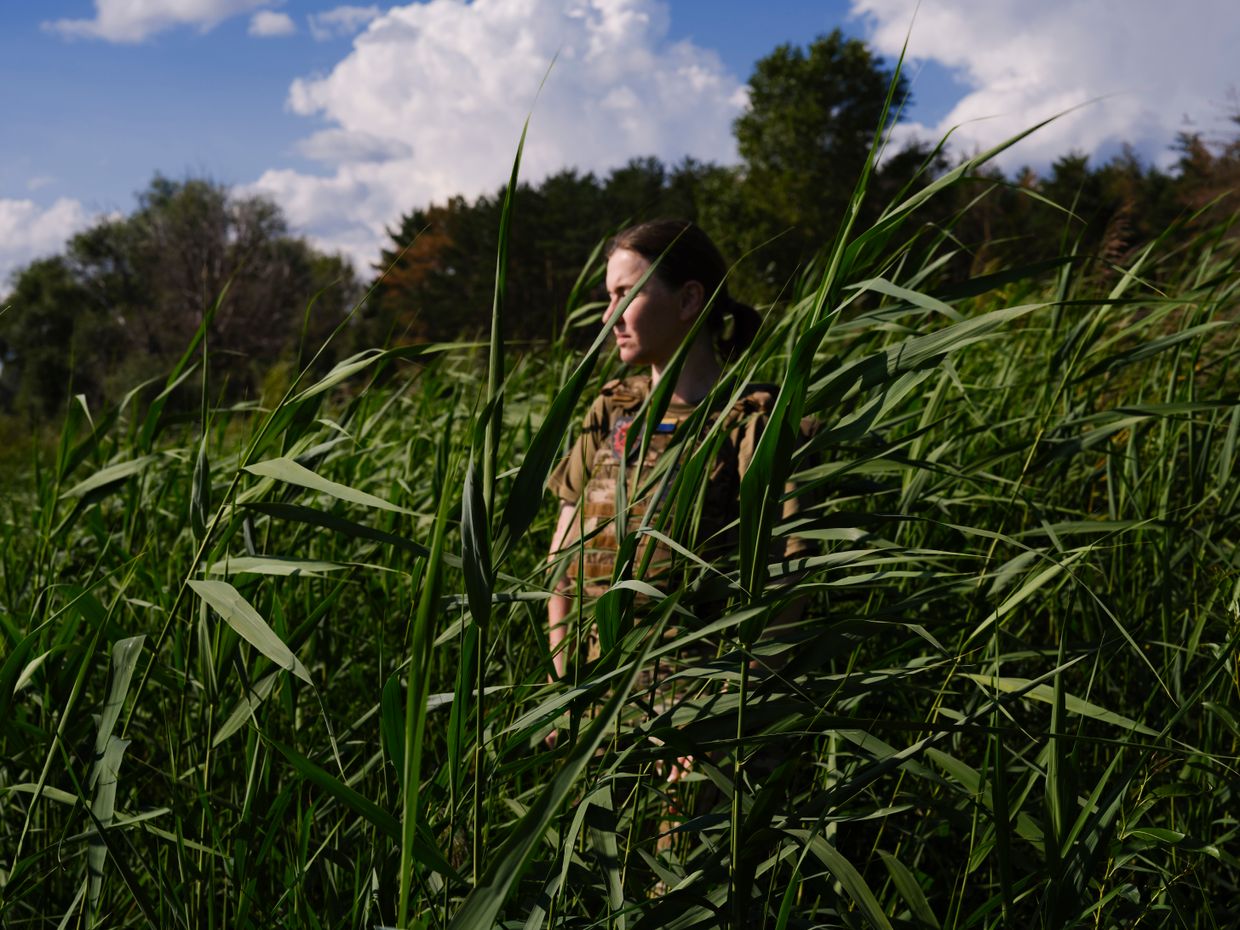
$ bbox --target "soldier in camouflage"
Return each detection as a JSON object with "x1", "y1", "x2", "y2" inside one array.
[{"x1": 544, "y1": 222, "x2": 812, "y2": 790}]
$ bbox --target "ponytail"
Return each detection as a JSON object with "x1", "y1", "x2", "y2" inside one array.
[{"x1": 711, "y1": 296, "x2": 762, "y2": 360}]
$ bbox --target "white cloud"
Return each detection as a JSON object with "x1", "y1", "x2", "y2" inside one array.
[
  {"x1": 296, "y1": 129, "x2": 413, "y2": 164},
  {"x1": 252, "y1": 0, "x2": 744, "y2": 270},
  {"x1": 249, "y1": 10, "x2": 296, "y2": 37},
  {"x1": 0, "y1": 199, "x2": 92, "y2": 292},
  {"x1": 852, "y1": 0, "x2": 1240, "y2": 172},
  {"x1": 46, "y1": 0, "x2": 272, "y2": 43},
  {"x1": 308, "y1": 5, "x2": 382, "y2": 41}
]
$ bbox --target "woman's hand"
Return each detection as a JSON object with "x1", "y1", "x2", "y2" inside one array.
[
  {"x1": 650, "y1": 734, "x2": 694, "y2": 784},
  {"x1": 660, "y1": 755, "x2": 694, "y2": 784}
]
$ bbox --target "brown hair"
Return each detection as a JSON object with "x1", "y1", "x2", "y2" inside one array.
[{"x1": 606, "y1": 219, "x2": 761, "y2": 359}]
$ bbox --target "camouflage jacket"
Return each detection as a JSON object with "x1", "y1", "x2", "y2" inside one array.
[{"x1": 548, "y1": 375, "x2": 805, "y2": 597}]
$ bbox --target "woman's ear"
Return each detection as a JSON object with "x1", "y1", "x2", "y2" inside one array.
[{"x1": 678, "y1": 280, "x2": 705, "y2": 322}]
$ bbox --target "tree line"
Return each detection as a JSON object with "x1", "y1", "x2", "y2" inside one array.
[
  {"x1": 0, "y1": 177, "x2": 360, "y2": 423},
  {"x1": 2, "y1": 30, "x2": 1237, "y2": 424}
]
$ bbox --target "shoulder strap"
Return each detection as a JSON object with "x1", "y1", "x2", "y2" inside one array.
[
  {"x1": 725, "y1": 382, "x2": 779, "y2": 422},
  {"x1": 599, "y1": 375, "x2": 651, "y2": 414}
]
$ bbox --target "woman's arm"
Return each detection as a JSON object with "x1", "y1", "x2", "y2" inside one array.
[{"x1": 546, "y1": 502, "x2": 577, "y2": 681}]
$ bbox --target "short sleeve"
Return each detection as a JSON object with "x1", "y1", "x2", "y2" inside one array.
[
  {"x1": 729, "y1": 387, "x2": 776, "y2": 477},
  {"x1": 547, "y1": 393, "x2": 610, "y2": 503},
  {"x1": 730, "y1": 402, "x2": 819, "y2": 561}
]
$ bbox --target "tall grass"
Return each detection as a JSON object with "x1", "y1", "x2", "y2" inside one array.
[{"x1": 1, "y1": 129, "x2": 1238, "y2": 929}]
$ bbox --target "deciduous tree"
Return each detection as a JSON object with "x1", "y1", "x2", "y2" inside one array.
[{"x1": 0, "y1": 176, "x2": 360, "y2": 419}]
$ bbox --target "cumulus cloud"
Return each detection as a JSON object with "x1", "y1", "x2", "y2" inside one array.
[
  {"x1": 296, "y1": 129, "x2": 414, "y2": 164},
  {"x1": 852, "y1": 0, "x2": 1240, "y2": 171},
  {"x1": 0, "y1": 198, "x2": 91, "y2": 292},
  {"x1": 249, "y1": 10, "x2": 296, "y2": 37},
  {"x1": 251, "y1": 0, "x2": 745, "y2": 270},
  {"x1": 308, "y1": 5, "x2": 382, "y2": 41},
  {"x1": 46, "y1": 0, "x2": 272, "y2": 43}
]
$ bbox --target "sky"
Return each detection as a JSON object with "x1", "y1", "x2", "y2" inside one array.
[{"x1": 1, "y1": 0, "x2": 1236, "y2": 288}]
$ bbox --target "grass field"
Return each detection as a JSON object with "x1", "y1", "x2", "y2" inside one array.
[{"x1": 2, "y1": 123, "x2": 1239, "y2": 929}]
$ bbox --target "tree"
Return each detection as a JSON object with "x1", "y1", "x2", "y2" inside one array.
[
  {"x1": 0, "y1": 176, "x2": 361, "y2": 419},
  {"x1": 726, "y1": 29, "x2": 924, "y2": 292},
  {"x1": 0, "y1": 257, "x2": 103, "y2": 419},
  {"x1": 1174, "y1": 117, "x2": 1240, "y2": 222},
  {"x1": 368, "y1": 158, "x2": 731, "y2": 345}
]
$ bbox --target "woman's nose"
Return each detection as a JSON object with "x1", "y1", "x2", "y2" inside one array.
[{"x1": 604, "y1": 299, "x2": 625, "y2": 330}]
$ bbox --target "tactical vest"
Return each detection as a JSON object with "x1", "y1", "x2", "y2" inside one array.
[{"x1": 562, "y1": 378, "x2": 777, "y2": 597}]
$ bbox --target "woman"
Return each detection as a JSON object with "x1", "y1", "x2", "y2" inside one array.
[{"x1": 545, "y1": 220, "x2": 807, "y2": 692}]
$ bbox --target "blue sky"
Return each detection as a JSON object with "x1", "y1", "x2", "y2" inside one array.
[
  {"x1": 2, "y1": 1, "x2": 963, "y2": 211},
  {"x1": 1, "y1": 1, "x2": 1235, "y2": 285}
]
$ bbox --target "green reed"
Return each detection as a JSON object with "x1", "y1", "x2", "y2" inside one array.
[{"x1": 1, "y1": 122, "x2": 1238, "y2": 929}]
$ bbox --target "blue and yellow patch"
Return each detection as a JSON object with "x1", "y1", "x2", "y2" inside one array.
[{"x1": 610, "y1": 416, "x2": 678, "y2": 461}]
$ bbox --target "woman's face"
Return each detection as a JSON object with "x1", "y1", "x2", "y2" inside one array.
[{"x1": 603, "y1": 247, "x2": 700, "y2": 368}]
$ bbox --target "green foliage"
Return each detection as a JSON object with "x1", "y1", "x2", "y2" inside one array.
[
  {"x1": 0, "y1": 176, "x2": 362, "y2": 421},
  {"x1": 1, "y1": 118, "x2": 1238, "y2": 927},
  {"x1": 3, "y1": 31, "x2": 1240, "y2": 930},
  {"x1": 0, "y1": 256, "x2": 99, "y2": 417},
  {"x1": 735, "y1": 30, "x2": 904, "y2": 201},
  {"x1": 725, "y1": 29, "x2": 926, "y2": 284},
  {"x1": 366, "y1": 157, "x2": 731, "y2": 345}
]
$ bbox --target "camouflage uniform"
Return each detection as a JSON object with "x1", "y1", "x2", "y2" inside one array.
[
  {"x1": 548, "y1": 375, "x2": 811, "y2": 652},
  {"x1": 549, "y1": 376, "x2": 813, "y2": 860}
]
